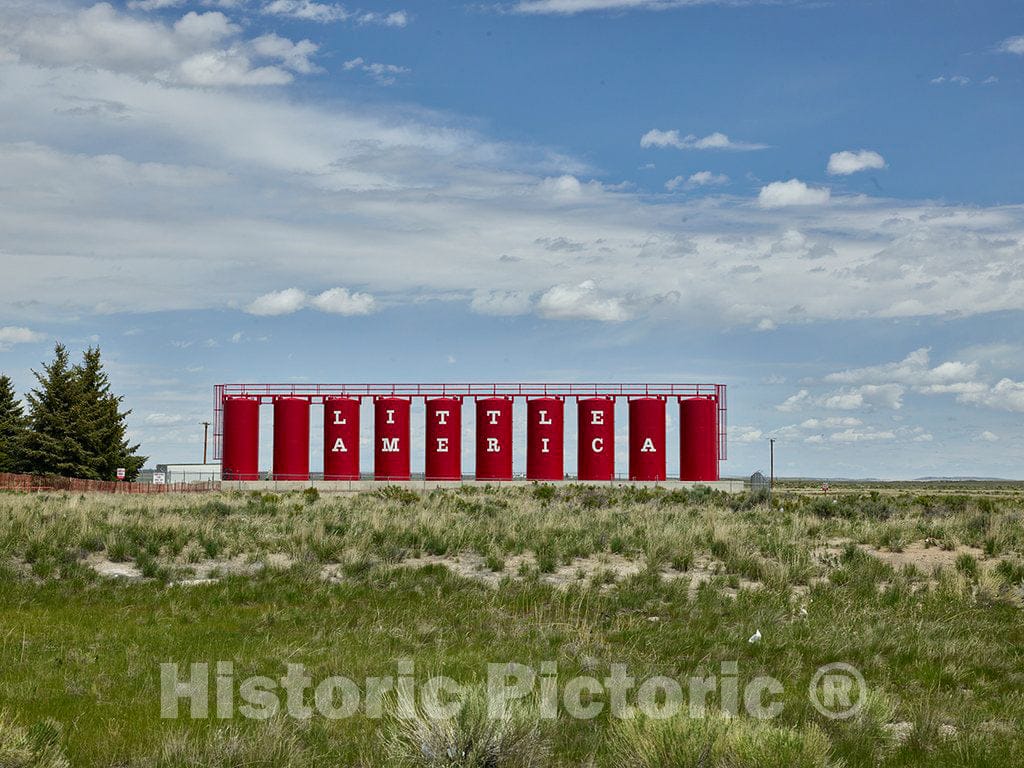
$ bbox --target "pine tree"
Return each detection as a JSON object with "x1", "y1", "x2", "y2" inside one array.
[
  {"x1": 23, "y1": 344, "x2": 93, "y2": 477},
  {"x1": 73, "y1": 347, "x2": 146, "y2": 481},
  {"x1": 0, "y1": 374, "x2": 28, "y2": 473}
]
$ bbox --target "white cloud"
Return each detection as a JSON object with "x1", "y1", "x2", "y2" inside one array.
[
  {"x1": 640, "y1": 129, "x2": 766, "y2": 152},
  {"x1": 729, "y1": 425, "x2": 764, "y2": 444},
  {"x1": 824, "y1": 348, "x2": 980, "y2": 389},
  {"x1": 758, "y1": 179, "x2": 831, "y2": 208},
  {"x1": 827, "y1": 149, "x2": 886, "y2": 176},
  {"x1": 537, "y1": 280, "x2": 629, "y2": 322},
  {"x1": 262, "y1": 1, "x2": 350, "y2": 22},
  {"x1": 997, "y1": 35, "x2": 1024, "y2": 55},
  {"x1": 250, "y1": 34, "x2": 320, "y2": 75},
  {"x1": 4, "y1": 7, "x2": 1024, "y2": 332},
  {"x1": 246, "y1": 287, "x2": 376, "y2": 316},
  {"x1": 977, "y1": 430, "x2": 1000, "y2": 442},
  {"x1": 801, "y1": 417, "x2": 862, "y2": 429},
  {"x1": 1, "y1": 3, "x2": 316, "y2": 87},
  {"x1": 0, "y1": 326, "x2": 46, "y2": 350},
  {"x1": 356, "y1": 10, "x2": 409, "y2": 27},
  {"x1": 245, "y1": 287, "x2": 307, "y2": 315},
  {"x1": 776, "y1": 389, "x2": 811, "y2": 413},
  {"x1": 829, "y1": 427, "x2": 896, "y2": 442},
  {"x1": 960, "y1": 378, "x2": 1024, "y2": 413},
  {"x1": 666, "y1": 170, "x2": 729, "y2": 190},
  {"x1": 261, "y1": 2, "x2": 409, "y2": 26},
  {"x1": 343, "y1": 57, "x2": 409, "y2": 85},
  {"x1": 310, "y1": 287, "x2": 376, "y2": 315},
  {"x1": 821, "y1": 384, "x2": 905, "y2": 410},
  {"x1": 931, "y1": 74, "x2": 970, "y2": 86}
]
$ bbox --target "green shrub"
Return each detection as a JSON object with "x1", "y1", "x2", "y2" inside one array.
[{"x1": 381, "y1": 685, "x2": 549, "y2": 768}]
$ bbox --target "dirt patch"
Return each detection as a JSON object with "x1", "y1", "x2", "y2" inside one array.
[
  {"x1": 864, "y1": 541, "x2": 985, "y2": 572},
  {"x1": 85, "y1": 555, "x2": 143, "y2": 580},
  {"x1": 396, "y1": 552, "x2": 504, "y2": 588},
  {"x1": 541, "y1": 553, "x2": 644, "y2": 589}
]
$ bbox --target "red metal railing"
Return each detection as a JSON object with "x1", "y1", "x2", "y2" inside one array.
[{"x1": 213, "y1": 383, "x2": 728, "y2": 462}]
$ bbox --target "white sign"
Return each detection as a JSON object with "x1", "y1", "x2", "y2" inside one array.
[
  {"x1": 153, "y1": 472, "x2": 166, "y2": 485},
  {"x1": 116, "y1": 468, "x2": 126, "y2": 480}
]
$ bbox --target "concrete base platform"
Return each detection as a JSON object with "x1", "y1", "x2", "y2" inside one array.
[{"x1": 222, "y1": 478, "x2": 746, "y2": 494}]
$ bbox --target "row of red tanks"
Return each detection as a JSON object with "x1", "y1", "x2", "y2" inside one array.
[{"x1": 221, "y1": 395, "x2": 719, "y2": 483}]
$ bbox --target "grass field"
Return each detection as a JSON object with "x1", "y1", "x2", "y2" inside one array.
[{"x1": 2, "y1": 484, "x2": 1023, "y2": 766}]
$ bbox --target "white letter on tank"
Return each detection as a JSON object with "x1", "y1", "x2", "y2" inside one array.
[
  {"x1": 592, "y1": 437, "x2": 603, "y2": 453},
  {"x1": 332, "y1": 438, "x2": 348, "y2": 453},
  {"x1": 641, "y1": 438, "x2": 656, "y2": 453}
]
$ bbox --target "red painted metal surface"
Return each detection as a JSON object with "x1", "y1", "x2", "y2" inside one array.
[
  {"x1": 628, "y1": 397, "x2": 666, "y2": 481},
  {"x1": 526, "y1": 397, "x2": 564, "y2": 481},
  {"x1": 323, "y1": 397, "x2": 361, "y2": 481},
  {"x1": 679, "y1": 397, "x2": 719, "y2": 481},
  {"x1": 425, "y1": 397, "x2": 462, "y2": 480},
  {"x1": 475, "y1": 397, "x2": 513, "y2": 480},
  {"x1": 222, "y1": 397, "x2": 260, "y2": 480},
  {"x1": 374, "y1": 397, "x2": 411, "y2": 480},
  {"x1": 273, "y1": 398, "x2": 310, "y2": 481},
  {"x1": 577, "y1": 397, "x2": 615, "y2": 481},
  {"x1": 213, "y1": 383, "x2": 728, "y2": 477}
]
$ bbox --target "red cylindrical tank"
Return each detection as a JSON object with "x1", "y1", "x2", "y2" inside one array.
[
  {"x1": 273, "y1": 398, "x2": 310, "y2": 481},
  {"x1": 526, "y1": 397, "x2": 564, "y2": 480},
  {"x1": 222, "y1": 397, "x2": 260, "y2": 481},
  {"x1": 425, "y1": 397, "x2": 462, "y2": 480},
  {"x1": 679, "y1": 397, "x2": 719, "y2": 481},
  {"x1": 323, "y1": 397, "x2": 360, "y2": 481},
  {"x1": 577, "y1": 397, "x2": 615, "y2": 481},
  {"x1": 475, "y1": 397, "x2": 513, "y2": 480},
  {"x1": 629, "y1": 397, "x2": 666, "y2": 481},
  {"x1": 374, "y1": 397, "x2": 411, "y2": 480}
]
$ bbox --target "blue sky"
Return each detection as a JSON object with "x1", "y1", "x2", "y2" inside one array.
[{"x1": 0, "y1": 0, "x2": 1023, "y2": 478}]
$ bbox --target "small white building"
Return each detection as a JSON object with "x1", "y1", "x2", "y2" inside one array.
[{"x1": 155, "y1": 462, "x2": 222, "y2": 484}]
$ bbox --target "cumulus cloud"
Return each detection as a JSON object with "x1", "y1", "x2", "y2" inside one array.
[
  {"x1": 641, "y1": 129, "x2": 767, "y2": 151},
  {"x1": 246, "y1": 287, "x2": 307, "y2": 315},
  {"x1": 821, "y1": 384, "x2": 905, "y2": 410},
  {"x1": 824, "y1": 348, "x2": 980, "y2": 389},
  {"x1": 776, "y1": 389, "x2": 811, "y2": 413},
  {"x1": 666, "y1": 171, "x2": 729, "y2": 190},
  {"x1": 0, "y1": 326, "x2": 46, "y2": 350},
  {"x1": 537, "y1": 280, "x2": 629, "y2": 322},
  {"x1": 758, "y1": 179, "x2": 830, "y2": 208},
  {"x1": 343, "y1": 57, "x2": 409, "y2": 85},
  {"x1": 996, "y1": 35, "x2": 1024, "y2": 55},
  {"x1": 4, "y1": 7, "x2": 1024, "y2": 331},
  {"x1": 827, "y1": 149, "x2": 886, "y2": 176},
  {"x1": 1, "y1": 3, "x2": 318, "y2": 87},
  {"x1": 960, "y1": 378, "x2": 1024, "y2": 412},
  {"x1": 976, "y1": 430, "x2": 1000, "y2": 442},
  {"x1": 309, "y1": 287, "x2": 376, "y2": 315},
  {"x1": 246, "y1": 287, "x2": 377, "y2": 316}
]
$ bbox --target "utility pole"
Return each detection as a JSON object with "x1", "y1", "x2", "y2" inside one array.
[
  {"x1": 201, "y1": 421, "x2": 210, "y2": 464},
  {"x1": 769, "y1": 438, "x2": 776, "y2": 497}
]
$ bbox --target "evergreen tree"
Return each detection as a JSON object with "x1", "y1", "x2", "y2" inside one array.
[
  {"x1": 73, "y1": 347, "x2": 146, "y2": 481},
  {"x1": 23, "y1": 344, "x2": 92, "y2": 477},
  {"x1": 0, "y1": 374, "x2": 28, "y2": 473}
]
